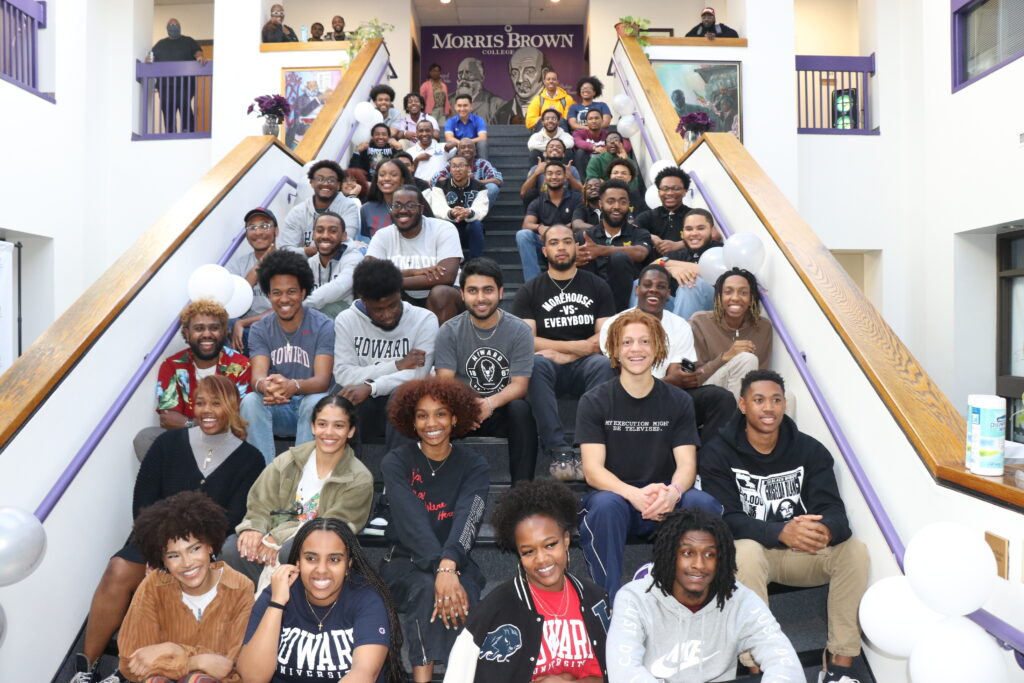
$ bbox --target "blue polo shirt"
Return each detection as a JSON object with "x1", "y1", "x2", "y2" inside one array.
[{"x1": 445, "y1": 113, "x2": 487, "y2": 139}]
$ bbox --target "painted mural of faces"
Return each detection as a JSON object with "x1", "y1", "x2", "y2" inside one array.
[
  {"x1": 509, "y1": 46, "x2": 547, "y2": 101},
  {"x1": 456, "y1": 58, "x2": 485, "y2": 101}
]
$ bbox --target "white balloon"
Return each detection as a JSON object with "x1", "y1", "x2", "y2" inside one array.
[
  {"x1": 353, "y1": 100, "x2": 382, "y2": 126},
  {"x1": 723, "y1": 232, "x2": 767, "y2": 274},
  {"x1": 905, "y1": 522, "x2": 997, "y2": 616},
  {"x1": 613, "y1": 93, "x2": 633, "y2": 116},
  {"x1": 859, "y1": 576, "x2": 944, "y2": 657},
  {"x1": 909, "y1": 617, "x2": 1008, "y2": 683},
  {"x1": 352, "y1": 122, "x2": 373, "y2": 146},
  {"x1": 0, "y1": 602, "x2": 5, "y2": 648},
  {"x1": 647, "y1": 160, "x2": 675, "y2": 185},
  {"x1": 224, "y1": 275, "x2": 255, "y2": 319},
  {"x1": 644, "y1": 184, "x2": 661, "y2": 209},
  {"x1": 187, "y1": 264, "x2": 234, "y2": 305},
  {"x1": 617, "y1": 114, "x2": 639, "y2": 139},
  {"x1": 0, "y1": 507, "x2": 46, "y2": 586},
  {"x1": 698, "y1": 246, "x2": 727, "y2": 285}
]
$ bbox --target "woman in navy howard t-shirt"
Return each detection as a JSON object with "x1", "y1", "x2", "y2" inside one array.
[{"x1": 238, "y1": 518, "x2": 403, "y2": 683}]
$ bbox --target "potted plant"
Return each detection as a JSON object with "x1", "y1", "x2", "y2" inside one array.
[
  {"x1": 677, "y1": 112, "x2": 714, "y2": 145},
  {"x1": 348, "y1": 19, "x2": 395, "y2": 60},
  {"x1": 248, "y1": 95, "x2": 292, "y2": 136},
  {"x1": 615, "y1": 16, "x2": 652, "y2": 47}
]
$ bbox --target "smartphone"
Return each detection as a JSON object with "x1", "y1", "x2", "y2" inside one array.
[{"x1": 680, "y1": 358, "x2": 697, "y2": 373}]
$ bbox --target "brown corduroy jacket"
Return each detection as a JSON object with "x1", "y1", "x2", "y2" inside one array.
[{"x1": 118, "y1": 561, "x2": 254, "y2": 682}]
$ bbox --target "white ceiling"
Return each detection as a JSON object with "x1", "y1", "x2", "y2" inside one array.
[{"x1": 414, "y1": 0, "x2": 588, "y2": 27}]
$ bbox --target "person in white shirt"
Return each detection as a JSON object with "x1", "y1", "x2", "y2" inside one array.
[
  {"x1": 396, "y1": 92, "x2": 441, "y2": 149},
  {"x1": 365, "y1": 184, "x2": 464, "y2": 323},
  {"x1": 281, "y1": 160, "x2": 361, "y2": 254},
  {"x1": 409, "y1": 119, "x2": 449, "y2": 183},
  {"x1": 527, "y1": 108, "x2": 575, "y2": 165},
  {"x1": 304, "y1": 212, "x2": 366, "y2": 318}
]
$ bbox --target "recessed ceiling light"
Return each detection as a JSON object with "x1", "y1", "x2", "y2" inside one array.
[
  {"x1": 440, "y1": 0, "x2": 452, "y2": 4},
  {"x1": 550, "y1": 0, "x2": 560, "y2": 3}
]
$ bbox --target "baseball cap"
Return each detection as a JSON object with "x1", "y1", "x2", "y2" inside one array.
[
  {"x1": 243, "y1": 207, "x2": 278, "y2": 226},
  {"x1": 702, "y1": 7, "x2": 716, "y2": 16}
]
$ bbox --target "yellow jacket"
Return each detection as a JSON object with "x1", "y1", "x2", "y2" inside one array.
[{"x1": 525, "y1": 86, "x2": 576, "y2": 129}]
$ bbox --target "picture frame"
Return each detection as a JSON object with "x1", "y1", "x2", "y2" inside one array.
[
  {"x1": 649, "y1": 59, "x2": 742, "y2": 141},
  {"x1": 280, "y1": 66, "x2": 345, "y2": 149}
]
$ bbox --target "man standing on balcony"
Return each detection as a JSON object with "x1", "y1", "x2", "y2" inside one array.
[
  {"x1": 325, "y1": 16, "x2": 347, "y2": 41},
  {"x1": 148, "y1": 19, "x2": 205, "y2": 134},
  {"x1": 684, "y1": 7, "x2": 740, "y2": 40}
]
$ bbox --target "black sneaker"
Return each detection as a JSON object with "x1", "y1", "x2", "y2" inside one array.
[
  {"x1": 69, "y1": 654, "x2": 94, "y2": 683},
  {"x1": 362, "y1": 490, "x2": 389, "y2": 536},
  {"x1": 548, "y1": 449, "x2": 576, "y2": 481}
]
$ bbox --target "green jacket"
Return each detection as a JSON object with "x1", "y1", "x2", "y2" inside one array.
[{"x1": 234, "y1": 441, "x2": 374, "y2": 542}]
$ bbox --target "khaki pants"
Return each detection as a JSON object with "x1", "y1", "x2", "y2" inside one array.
[
  {"x1": 736, "y1": 536, "x2": 869, "y2": 666},
  {"x1": 705, "y1": 351, "x2": 759, "y2": 401}
]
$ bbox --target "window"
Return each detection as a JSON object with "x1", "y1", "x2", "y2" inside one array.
[
  {"x1": 953, "y1": 0, "x2": 1024, "y2": 91},
  {"x1": 996, "y1": 232, "x2": 1024, "y2": 440}
]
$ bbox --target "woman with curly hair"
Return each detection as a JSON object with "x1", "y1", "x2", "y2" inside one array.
[
  {"x1": 606, "y1": 508, "x2": 801, "y2": 682},
  {"x1": 445, "y1": 480, "x2": 609, "y2": 683},
  {"x1": 566, "y1": 76, "x2": 612, "y2": 131},
  {"x1": 238, "y1": 518, "x2": 404, "y2": 683},
  {"x1": 690, "y1": 268, "x2": 774, "y2": 401},
  {"x1": 379, "y1": 377, "x2": 490, "y2": 683},
  {"x1": 71, "y1": 376, "x2": 264, "y2": 683},
  {"x1": 117, "y1": 491, "x2": 254, "y2": 683}
]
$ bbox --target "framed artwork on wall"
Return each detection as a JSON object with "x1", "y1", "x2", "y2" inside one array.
[
  {"x1": 650, "y1": 59, "x2": 742, "y2": 141},
  {"x1": 281, "y1": 66, "x2": 345, "y2": 149}
]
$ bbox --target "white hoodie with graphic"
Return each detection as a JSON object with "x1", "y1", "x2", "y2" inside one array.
[{"x1": 607, "y1": 575, "x2": 802, "y2": 682}]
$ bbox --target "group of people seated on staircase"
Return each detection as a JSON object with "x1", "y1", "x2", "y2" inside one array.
[{"x1": 71, "y1": 90, "x2": 867, "y2": 683}]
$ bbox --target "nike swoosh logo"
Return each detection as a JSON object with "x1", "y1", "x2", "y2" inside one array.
[{"x1": 649, "y1": 649, "x2": 721, "y2": 678}]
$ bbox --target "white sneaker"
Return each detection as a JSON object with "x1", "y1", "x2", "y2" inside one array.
[{"x1": 363, "y1": 517, "x2": 388, "y2": 536}]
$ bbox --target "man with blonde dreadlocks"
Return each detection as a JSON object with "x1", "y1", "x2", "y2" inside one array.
[{"x1": 607, "y1": 507, "x2": 802, "y2": 682}]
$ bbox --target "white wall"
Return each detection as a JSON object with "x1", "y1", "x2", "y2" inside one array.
[
  {"x1": 152, "y1": 2, "x2": 215, "y2": 44},
  {"x1": 794, "y1": 0, "x2": 860, "y2": 55}
]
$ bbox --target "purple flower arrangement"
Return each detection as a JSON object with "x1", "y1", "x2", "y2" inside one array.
[
  {"x1": 247, "y1": 94, "x2": 292, "y2": 121},
  {"x1": 676, "y1": 112, "x2": 714, "y2": 135}
]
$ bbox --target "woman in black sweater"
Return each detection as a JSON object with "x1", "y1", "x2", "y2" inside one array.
[
  {"x1": 379, "y1": 377, "x2": 490, "y2": 683},
  {"x1": 70, "y1": 375, "x2": 264, "y2": 683}
]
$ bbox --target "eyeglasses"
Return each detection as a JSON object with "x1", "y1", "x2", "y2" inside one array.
[
  {"x1": 391, "y1": 201, "x2": 422, "y2": 211},
  {"x1": 245, "y1": 222, "x2": 274, "y2": 232},
  {"x1": 271, "y1": 11, "x2": 285, "y2": 17},
  {"x1": 313, "y1": 176, "x2": 339, "y2": 184}
]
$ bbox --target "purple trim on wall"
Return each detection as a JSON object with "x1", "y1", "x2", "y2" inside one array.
[
  {"x1": 796, "y1": 127, "x2": 880, "y2": 136},
  {"x1": 688, "y1": 168, "x2": 1024, "y2": 660},
  {"x1": 795, "y1": 54, "x2": 875, "y2": 74},
  {"x1": 6, "y1": 0, "x2": 44, "y2": 22},
  {"x1": 34, "y1": 174, "x2": 298, "y2": 523},
  {"x1": 610, "y1": 52, "x2": 658, "y2": 161},
  {"x1": 0, "y1": 71, "x2": 53, "y2": 102},
  {"x1": 136, "y1": 60, "x2": 213, "y2": 79}
]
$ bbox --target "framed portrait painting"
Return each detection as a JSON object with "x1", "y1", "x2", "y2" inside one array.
[
  {"x1": 650, "y1": 59, "x2": 742, "y2": 141},
  {"x1": 281, "y1": 66, "x2": 345, "y2": 149}
]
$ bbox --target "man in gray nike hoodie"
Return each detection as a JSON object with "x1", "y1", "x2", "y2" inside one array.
[{"x1": 607, "y1": 508, "x2": 802, "y2": 682}]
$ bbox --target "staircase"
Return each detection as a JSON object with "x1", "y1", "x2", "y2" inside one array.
[{"x1": 481, "y1": 124, "x2": 533, "y2": 304}]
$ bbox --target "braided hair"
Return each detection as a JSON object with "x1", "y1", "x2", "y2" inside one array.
[
  {"x1": 287, "y1": 518, "x2": 405, "y2": 682},
  {"x1": 711, "y1": 267, "x2": 762, "y2": 328},
  {"x1": 647, "y1": 508, "x2": 738, "y2": 611}
]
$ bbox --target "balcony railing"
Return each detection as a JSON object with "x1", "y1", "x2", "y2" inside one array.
[
  {"x1": 134, "y1": 59, "x2": 213, "y2": 140},
  {"x1": 796, "y1": 54, "x2": 878, "y2": 135},
  {"x1": 0, "y1": 0, "x2": 46, "y2": 96}
]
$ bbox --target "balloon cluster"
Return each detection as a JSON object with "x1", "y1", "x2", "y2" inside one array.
[
  {"x1": 858, "y1": 522, "x2": 1008, "y2": 682},
  {"x1": 187, "y1": 264, "x2": 254, "y2": 318},
  {"x1": 612, "y1": 93, "x2": 639, "y2": 140},
  {"x1": 352, "y1": 100, "x2": 384, "y2": 146},
  {"x1": 698, "y1": 232, "x2": 767, "y2": 286}
]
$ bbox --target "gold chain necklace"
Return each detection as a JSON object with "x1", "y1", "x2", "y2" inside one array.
[
  {"x1": 304, "y1": 593, "x2": 340, "y2": 631},
  {"x1": 420, "y1": 442, "x2": 453, "y2": 477}
]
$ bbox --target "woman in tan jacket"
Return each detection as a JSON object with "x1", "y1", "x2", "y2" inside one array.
[
  {"x1": 690, "y1": 268, "x2": 774, "y2": 401},
  {"x1": 220, "y1": 395, "x2": 374, "y2": 583},
  {"x1": 118, "y1": 490, "x2": 254, "y2": 683}
]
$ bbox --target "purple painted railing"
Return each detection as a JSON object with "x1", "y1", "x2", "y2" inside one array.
[
  {"x1": 795, "y1": 54, "x2": 878, "y2": 135},
  {"x1": 134, "y1": 59, "x2": 213, "y2": 140},
  {"x1": 0, "y1": 0, "x2": 46, "y2": 95},
  {"x1": 689, "y1": 168, "x2": 1024, "y2": 662}
]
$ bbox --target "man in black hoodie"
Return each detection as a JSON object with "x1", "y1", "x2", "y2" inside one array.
[{"x1": 699, "y1": 369, "x2": 869, "y2": 683}]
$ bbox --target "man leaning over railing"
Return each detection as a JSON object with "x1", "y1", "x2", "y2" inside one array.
[{"x1": 147, "y1": 18, "x2": 206, "y2": 134}]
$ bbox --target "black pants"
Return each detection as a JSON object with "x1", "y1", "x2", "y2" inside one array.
[
  {"x1": 686, "y1": 384, "x2": 736, "y2": 444},
  {"x1": 156, "y1": 77, "x2": 196, "y2": 133},
  {"x1": 592, "y1": 252, "x2": 640, "y2": 313},
  {"x1": 467, "y1": 399, "x2": 538, "y2": 482},
  {"x1": 351, "y1": 394, "x2": 408, "y2": 452}
]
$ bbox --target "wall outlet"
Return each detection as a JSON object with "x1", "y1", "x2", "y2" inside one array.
[{"x1": 984, "y1": 532, "x2": 1009, "y2": 579}]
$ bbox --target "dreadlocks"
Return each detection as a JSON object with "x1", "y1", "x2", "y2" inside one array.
[
  {"x1": 711, "y1": 267, "x2": 763, "y2": 328},
  {"x1": 647, "y1": 508, "x2": 738, "y2": 611},
  {"x1": 288, "y1": 518, "x2": 405, "y2": 683}
]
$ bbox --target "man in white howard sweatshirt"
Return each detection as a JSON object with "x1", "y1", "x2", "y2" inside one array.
[
  {"x1": 333, "y1": 258, "x2": 438, "y2": 448},
  {"x1": 607, "y1": 508, "x2": 802, "y2": 683},
  {"x1": 282, "y1": 159, "x2": 361, "y2": 253}
]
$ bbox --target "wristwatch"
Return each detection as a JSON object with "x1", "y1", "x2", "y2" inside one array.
[
  {"x1": 185, "y1": 418, "x2": 195, "y2": 429},
  {"x1": 364, "y1": 378, "x2": 377, "y2": 398}
]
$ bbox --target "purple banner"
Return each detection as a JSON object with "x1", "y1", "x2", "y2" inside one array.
[{"x1": 419, "y1": 24, "x2": 587, "y2": 125}]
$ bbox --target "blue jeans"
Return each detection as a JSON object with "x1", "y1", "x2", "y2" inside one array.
[
  {"x1": 456, "y1": 220, "x2": 485, "y2": 259},
  {"x1": 527, "y1": 353, "x2": 615, "y2": 452},
  {"x1": 671, "y1": 277, "x2": 715, "y2": 321},
  {"x1": 516, "y1": 229, "x2": 544, "y2": 282},
  {"x1": 483, "y1": 182, "x2": 500, "y2": 206},
  {"x1": 578, "y1": 488, "x2": 723, "y2": 601},
  {"x1": 240, "y1": 391, "x2": 328, "y2": 464}
]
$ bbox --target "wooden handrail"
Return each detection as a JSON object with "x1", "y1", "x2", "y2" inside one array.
[
  {"x1": 692, "y1": 133, "x2": 1024, "y2": 509},
  {"x1": 616, "y1": 37, "x2": 687, "y2": 163},
  {"x1": 293, "y1": 39, "x2": 386, "y2": 162},
  {"x1": 646, "y1": 37, "x2": 748, "y2": 47},
  {"x1": 259, "y1": 41, "x2": 350, "y2": 53}
]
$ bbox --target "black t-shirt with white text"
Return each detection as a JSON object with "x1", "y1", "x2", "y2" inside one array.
[
  {"x1": 575, "y1": 379, "x2": 699, "y2": 486},
  {"x1": 512, "y1": 269, "x2": 615, "y2": 342}
]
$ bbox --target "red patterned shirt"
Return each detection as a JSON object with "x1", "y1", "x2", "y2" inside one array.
[{"x1": 155, "y1": 347, "x2": 252, "y2": 418}]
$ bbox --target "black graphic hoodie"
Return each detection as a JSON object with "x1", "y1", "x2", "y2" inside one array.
[{"x1": 698, "y1": 413, "x2": 852, "y2": 548}]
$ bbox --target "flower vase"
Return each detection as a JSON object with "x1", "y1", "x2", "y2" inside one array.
[
  {"x1": 263, "y1": 116, "x2": 282, "y2": 137},
  {"x1": 686, "y1": 129, "x2": 701, "y2": 146}
]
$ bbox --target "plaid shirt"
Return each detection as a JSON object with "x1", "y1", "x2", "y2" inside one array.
[
  {"x1": 432, "y1": 158, "x2": 503, "y2": 185},
  {"x1": 155, "y1": 347, "x2": 252, "y2": 418}
]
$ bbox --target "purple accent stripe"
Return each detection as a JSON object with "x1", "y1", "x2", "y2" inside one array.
[
  {"x1": 796, "y1": 128, "x2": 880, "y2": 136},
  {"x1": 688, "y1": 169, "x2": 1024, "y2": 658},
  {"x1": 610, "y1": 52, "x2": 658, "y2": 161},
  {"x1": 795, "y1": 54, "x2": 875, "y2": 73},
  {"x1": 34, "y1": 174, "x2": 297, "y2": 522},
  {"x1": 334, "y1": 54, "x2": 392, "y2": 164}
]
